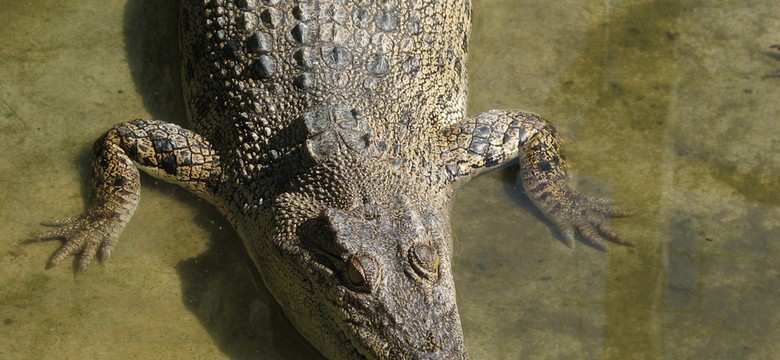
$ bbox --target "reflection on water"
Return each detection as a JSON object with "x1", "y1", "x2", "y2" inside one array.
[{"x1": 1, "y1": 0, "x2": 778, "y2": 359}]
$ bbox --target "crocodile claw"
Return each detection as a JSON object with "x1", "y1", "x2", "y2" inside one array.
[
  {"x1": 544, "y1": 192, "x2": 634, "y2": 251},
  {"x1": 30, "y1": 211, "x2": 122, "y2": 272}
]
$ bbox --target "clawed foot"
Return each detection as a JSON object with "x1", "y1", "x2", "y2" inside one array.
[
  {"x1": 539, "y1": 191, "x2": 634, "y2": 251},
  {"x1": 28, "y1": 211, "x2": 123, "y2": 272}
]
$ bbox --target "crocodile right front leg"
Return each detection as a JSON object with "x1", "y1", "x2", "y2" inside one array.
[
  {"x1": 440, "y1": 110, "x2": 632, "y2": 250},
  {"x1": 31, "y1": 120, "x2": 221, "y2": 272}
]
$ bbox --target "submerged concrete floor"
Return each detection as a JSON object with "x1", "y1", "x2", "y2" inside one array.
[{"x1": 2, "y1": 0, "x2": 779, "y2": 359}]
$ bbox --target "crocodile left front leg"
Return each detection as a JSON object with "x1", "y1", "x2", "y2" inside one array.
[
  {"x1": 30, "y1": 120, "x2": 222, "y2": 272},
  {"x1": 441, "y1": 110, "x2": 632, "y2": 250}
]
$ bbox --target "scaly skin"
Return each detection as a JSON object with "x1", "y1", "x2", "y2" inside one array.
[{"x1": 32, "y1": 1, "x2": 631, "y2": 359}]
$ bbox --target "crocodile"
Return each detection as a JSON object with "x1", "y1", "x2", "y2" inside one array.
[{"x1": 32, "y1": 0, "x2": 631, "y2": 358}]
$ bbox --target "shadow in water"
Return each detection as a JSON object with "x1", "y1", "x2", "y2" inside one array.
[{"x1": 122, "y1": 0, "x2": 322, "y2": 358}]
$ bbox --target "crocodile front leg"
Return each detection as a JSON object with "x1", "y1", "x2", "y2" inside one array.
[
  {"x1": 31, "y1": 120, "x2": 222, "y2": 272},
  {"x1": 441, "y1": 110, "x2": 632, "y2": 250}
]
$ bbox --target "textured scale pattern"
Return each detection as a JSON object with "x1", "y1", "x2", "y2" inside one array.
[{"x1": 32, "y1": 1, "x2": 631, "y2": 359}]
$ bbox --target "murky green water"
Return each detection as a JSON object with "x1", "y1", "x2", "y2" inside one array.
[{"x1": 2, "y1": 0, "x2": 779, "y2": 359}]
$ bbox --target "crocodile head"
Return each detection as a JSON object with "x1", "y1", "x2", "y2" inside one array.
[
  {"x1": 257, "y1": 105, "x2": 468, "y2": 358},
  {"x1": 270, "y1": 192, "x2": 468, "y2": 359}
]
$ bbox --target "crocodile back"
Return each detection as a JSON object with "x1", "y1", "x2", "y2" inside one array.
[{"x1": 180, "y1": 0, "x2": 471, "y2": 159}]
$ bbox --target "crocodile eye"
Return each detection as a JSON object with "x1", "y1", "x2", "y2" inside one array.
[
  {"x1": 408, "y1": 243, "x2": 440, "y2": 281},
  {"x1": 345, "y1": 257, "x2": 367, "y2": 289},
  {"x1": 344, "y1": 254, "x2": 378, "y2": 293}
]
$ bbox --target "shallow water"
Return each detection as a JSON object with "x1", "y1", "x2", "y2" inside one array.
[{"x1": 2, "y1": 0, "x2": 779, "y2": 359}]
